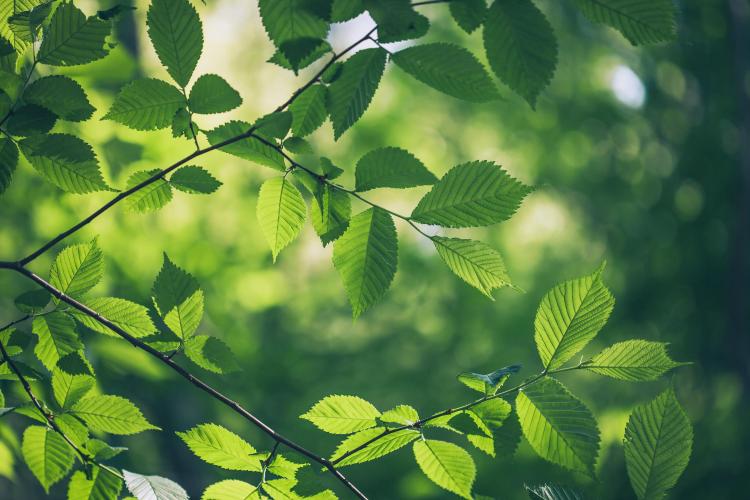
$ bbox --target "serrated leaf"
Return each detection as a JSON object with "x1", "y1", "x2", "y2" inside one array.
[
  {"x1": 624, "y1": 388, "x2": 692, "y2": 500},
  {"x1": 188, "y1": 74, "x2": 242, "y2": 114},
  {"x1": 22, "y1": 426, "x2": 74, "y2": 493},
  {"x1": 104, "y1": 79, "x2": 185, "y2": 131},
  {"x1": 147, "y1": 0, "x2": 203, "y2": 87},
  {"x1": 254, "y1": 111, "x2": 292, "y2": 139},
  {"x1": 412, "y1": 161, "x2": 531, "y2": 228},
  {"x1": 0, "y1": 0, "x2": 45, "y2": 54},
  {"x1": 72, "y1": 395, "x2": 159, "y2": 435},
  {"x1": 177, "y1": 423, "x2": 261, "y2": 471},
  {"x1": 24, "y1": 75, "x2": 94, "y2": 121},
  {"x1": 269, "y1": 38, "x2": 331, "y2": 73},
  {"x1": 301, "y1": 395, "x2": 380, "y2": 434},
  {"x1": 259, "y1": 0, "x2": 329, "y2": 46},
  {"x1": 434, "y1": 237, "x2": 511, "y2": 298},
  {"x1": 366, "y1": 0, "x2": 429, "y2": 43},
  {"x1": 289, "y1": 84, "x2": 327, "y2": 137},
  {"x1": 86, "y1": 439, "x2": 128, "y2": 462},
  {"x1": 32, "y1": 312, "x2": 82, "y2": 370},
  {"x1": 328, "y1": 48, "x2": 386, "y2": 139},
  {"x1": 393, "y1": 43, "x2": 499, "y2": 102},
  {"x1": 5, "y1": 104, "x2": 56, "y2": 136},
  {"x1": 309, "y1": 182, "x2": 350, "y2": 246},
  {"x1": 470, "y1": 398, "x2": 512, "y2": 430},
  {"x1": 67, "y1": 468, "x2": 123, "y2": 500},
  {"x1": 38, "y1": 2, "x2": 111, "y2": 66},
  {"x1": 19, "y1": 134, "x2": 111, "y2": 193},
  {"x1": 283, "y1": 136, "x2": 313, "y2": 155},
  {"x1": 170, "y1": 165, "x2": 221, "y2": 194},
  {"x1": 450, "y1": 0, "x2": 487, "y2": 33},
  {"x1": 123, "y1": 470, "x2": 188, "y2": 500},
  {"x1": 355, "y1": 147, "x2": 436, "y2": 191},
  {"x1": 124, "y1": 170, "x2": 173, "y2": 212},
  {"x1": 572, "y1": 0, "x2": 677, "y2": 45},
  {"x1": 380, "y1": 404, "x2": 419, "y2": 425},
  {"x1": 517, "y1": 377, "x2": 599, "y2": 476},
  {"x1": 0, "y1": 137, "x2": 18, "y2": 195},
  {"x1": 171, "y1": 107, "x2": 192, "y2": 138},
  {"x1": 71, "y1": 297, "x2": 156, "y2": 338},
  {"x1": 332, "y1": 207, "x2": 397, "y2": 318},
  {"x1": 202, "y1": 480, "x2": 260, "y2": 500},
  {"x1": 184, "y1": 335, "x2": 239, "y2": 374},
  {"x1": 257, "y1": 177, "x2": 307, "y2": 261},
  {"x1": 14, "y1": 289, "x2": 50, "y2": 313},
  {"x1": 413, "y1": 439, "x2": 475, "y2": 499},
  {"x1": 206, "y1": 120, "x2": 285, "y2": 171},
  {"x1": 526, "y1": 483, "x2": 583, "y2": 500},
  {"x1": 52, "y1": 368, "x2": 94, "y2": 409},
  {"x1": 152, "y1": 254, "x2": 204, "y2": 340},
  {"x1": 483, "y1": 0, "x2": 558, "y2": 106},
  {"x1": 331, "y1": 427, "x2": 418, "y2": 467},
  {"x1": 586, "y1": 340, "x2": 686, "y2": 381},
  {"x1": 331, "y1": 0, "x2": 365, "y2": 22},
  {"x1": 534, "y1": 265, "x2": 615, "y2": 370},
  {"x1": 50, "y1": 239, "x2": 103, "y2": 299}
]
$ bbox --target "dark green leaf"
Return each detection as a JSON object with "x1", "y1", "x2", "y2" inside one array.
[
  {"x1": 572, "y1": 0, "x2": 677, "y2": 45},
  {"x1": 283, "y1": 136, "x2": 313, "y2": 155},
  {"x1": 355, "y1": 147, "x2": 436, "y2": 191},
  {"x1": 38, "y1": 2, "x2": 111, "y2": 66},
  {"x1": 366, "y1": 0, "x2": 429, "y2": 43},
  {"x1": 0, "y1": 137, "x2": 18, "y2": 195},
  {"x1": 289, "y1": 84, "x2": 327, "y2": 137},
  {"x1": 147, "y1": 0, "x2": 203, "y2": 87},
  {"x1": 14, "y1": 289, "x2": 50, "y2": 313},
  {"x1": 254, "y1": 111, "x2": 292, "y2": 139},
  {"x1": 450, "y1": 0, "x2": 487, "y2": 33},
  {"x1": 24, "y1": 75, "x2": 94, "y2": 121},
  {"x1": 206, "y1": 120, "x2": 285, "y2": 171},
  {"x1": 310, "y1": 182, "x2": 351, "y2": 245},
  {"x1": 184, "y1": 335, "x2": 239, "y2": 374},
  {"x1": 5, "y1": 104, "x2": 56, "y2": 136},
  {"x1": 259, "y1": 0, "x2": 329, "y2": 46},
  {"x1": 170, "y1": 165, "x2": 221, "y2": 194},
  {"x1": 103, "y1": 78, "x2": 185, "y2": 131},
  {"x1": 331, "y1": 0, "x2": 365, "y2": 22},
  {"x1": 188, "y1": 74, "x2": 242, "y2": 114}
]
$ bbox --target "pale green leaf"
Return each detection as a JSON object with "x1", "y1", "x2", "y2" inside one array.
[
  {"x1": 124, "y1": 170, "x2": 173, "y2": 212},
  {"x1": 586, "y1": 340, "x2": 686, "y2": 381},
  {"x1": 147, "y1": 0, "x2": 203, "y2": 87},
  {"x1": 289, "y1": 84, "x2": 327, "y2": 137},
  {"x1": 71, "y1": 296, "x2": 156, "y2": 338},
  {"x1": 206, "y1": 120, "x2": 286, "y2": 171},
  {"x1": 202, "y1": 480, "x2": 261, "y2": 500},
  {"x1": 177, "y1": 423, "x2": 262, "y2": 471},
  {"x1": 331, "y1": 427, "x2": 419, "y2": 467},
  {"x1": 624, "y1": 388, "x2": 692, "y2": 500},
  {"x1": 450, "y1": 0, "x2": 487, "y2": 33},
  {"x1": 355, "y1": 147, "x2": 436, "y2": 191},
  {"x1": 413, "y1": 439, "x2": 476, "y2": 499},
  {"x1": 103, "y1": 79, "x2": 185, "y2": 131},
  {"x1": 49, "y1": 239, "x2": 103, "y2": 299},
  {"x1": 189, "y1": 74, "x2": 242, "y2": 114},
  {"x1": 526, "y1": 483, "x2": 583, "y2": 500},
  {"x1": 22, "y1": 426, "x2": 74, "y2": 493},
  {"x1": 0, "y1": 136, "x2": 18, "y2": 195},
  {"x1": 170, "y1": 165, "x2": 221, "y2": 194},
  {"x1": 0, "y1": 0, "x2": 44, "y2": 54},
  {"x1": 380, "y1": 405, "x2": 419, "y2": 425},
  {"x1": 433, "y1": 237, "x2": 511, "y2": 297},
  {"x1": 152, "y1": 254, "x2": 204, "y2": 340},
  {"x1": 257, "y1": 177, "x2": 307, "y2": 261},
  {"x1": 572, "y1": 0, "x2": 677, "y2": 45},
  {"x1": 72, "y1": 395, "x2": 159, "y2": 435},
  {"x1": 38, "y1": 2, "x2": 111, "y2": 66},
  {"x1": 123, "y1": 470, "x2": 188, "y2": 500},
  {"x1": 67, "y1": 467, "x2": 123, "y2": 500},
  {"x1": 52, "y1": 368, "x2": 95, "y2": 409},
  {"x1": 301, "y1": 395, "x2": 381, "y2": 434},
  {"x1": 184, "y1": 335, "x2": 239, "y2": 374},
  {"x1": 24, "y1": 75, "x2": 94, "y2": 121},
  {"x1": 32, "y1": 312, "x2": 82, "y2": 370}
]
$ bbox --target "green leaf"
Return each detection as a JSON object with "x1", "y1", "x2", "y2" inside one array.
[
  {"x1": 328, "y1": 48, "x2": 387, "y2": 139},
  {"x1": 483, "y1": 0, "x2": 558, "y2": 106},
  {"x1": 516, "y1": 377, "x2": 600, "y2": 476},
  {"x1": 411, "y1": 161, "x2": 531, "y2": 227},
  {"x1": 289, "y1": 84, "x2": 327, "y2": 137},
  {"x1": 450, "y1": 0, "x2": 487, "y2": 33},
  {"x1": 0, "y1": 136, "x2": 18, "y2": 195},
  {"x1": 147, "y1": 0, "x2": 203, "y2": 87},
  {"x1": 413, "y1": 439, "x2": 475, "y2": 499},
  {"x1": 283, "y1": 136, "x2": 313, "y2": 155},
  {"x1": 470, "y1": 398, "x2": 512, "y2": 430},
  {"x1": 170, "y1": 165, "x2": 221, "y2": 194},
  {"x1": 332, "y1": 207, "x2": 398, "y2": 318},
  {"x1": 184, "y1": 335, "x2": 239, "y2": 374},
  {"x1": 14, "y1": 289, "x2": 50, "y2": 313},
  {"x1": 5, "y1": 104, "x2": 56, "y2": 136},
  {"x1": 152, "y1": 254, "x2": 204, "y2": 340},
  {"x1": 32, "y1": 312, "x2": 82, "y2": 370},
  {"x1": 331, "y1": 0, "x2": 365, "y2": 22},
  {"x1": 526, "y1": 484, "x2": 583, "y2": 500},
  {"x1": 269, "y1": 39, "x2": 331, "y2": 73},
  {"x1": 309, "y1": 182, "x2": 351, "y2": 246},
  {"x1": 49, "y1": 239, "x2": 103, "y2": 299},
  {"x1": 254, "y1": 111, "x2": 293, "y2": 139},
  {"x1": 301, "y1": 395, "x2": 381, "y2": 434},
  {"x1": 124, "y1": 170, "x2": 173, "y2": 212},
  {"x1": 366, "y1": 0, "x2": 429, "y2": 43},
  {"x1": 458, "y1": 365, "x2": 520, "y2": 394},
  {"x1": 0, "y1": 0, "x2": 44, "y2": 54},
  {"x1": 534, "y1": 264, "x2": 615, "y2": 370},
  {"x1": 189, "y1": 74, "x2": 242, "y2": 114},
  {"x1": 67, "y1": 468, "x2": 123, "y2": 500},
  {"x1": 586, "y1": 340, "x2": 686, "y2": 381},
  {"x1": 177, "y1": 423, "x2": 262, "y2": 471},
  {"x1": 22, "y1": 426, "x2": 74, "y2": 493},
  {"x1": 86, "y1": 440, "x2": 127, "y2": 461},
  {"x1": 380, "y1": 404, "x2": 419, "y2": 425},
  {"x1": 202, "y1": 480, "x2": 260, "y2": 500},
  {"x1": 72, "y1": 395, "x2": 159, "y2": 435},
  {"x1": 259, "y1": 0, "x2": 329, "y2": 46},
  {"x1": 624, "y1": 388, "x2": 692, "y2": 500},
  {"x1": 19, "y1": 134, "x2": 111, "y2": 193},
  {"x1": 572, "y1": 0, "x2": 677, "y2": 45},
  {"x1": 257, "y1": 177, "x2": 307, "y2": 261},
  {"x1": 355, "y1": 147, "x2": 436, "y2": 191},
  {"x1": 71, "y1": 297, "x2": 156, "y2": 338},
  {"x1": 52, "y1": 368, "x2": 94, "y2": 409},
  {"x1": 38, "y1": 2, "x2": 111, "y2": 66},
  {"x1": 123, "y1": 470, "x2": 188, "y2": 500},
  {"x1": 103, "y1": 78, "x2": 185, "y2": 131},
  {"x1": 171, "y1": 107, "x2": 192, "y2": 138},
  {"x1": 331, "y1": 427, "x2": 419, "y2": 467},
  {"x1": 24, "y1": 75, "x2": 94, "y2": 121},
  {"x1": 393, "y1": 43, "x2": 499, "y2": 102},
  {"x1": 206, "y1": 120, "x2": 285, "y2": 171},
  {"x1": 433, "y1": 237, "x2": 511, "y2": 298}
]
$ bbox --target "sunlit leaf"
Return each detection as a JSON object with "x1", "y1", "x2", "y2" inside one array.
[
  {"x1": 72, "y1": 395, "x2": 159, "y2": 435},
  {"x1": 104, "y1": 79, "x2": 185, "y2": 131},
  {"x1": 301, "y1": 395, "x2": 381, "y2": 434},
  {"x1": 177, "y1": 423, "x2": 262, "y2": 471},
  {"x1": 147, "y1": 0, "x2": 203, "y2": 87},
  {"x1": 331, "y1": 427, "x2": 418, "y2": 466},
  {"x1": 22, "y1": 426, "x2": 74, "y2": 493},
  {"x1": 38, "y1": 2, "x2": 111, "y2": 66},
  {"x1": 123, "y1": 470, "x2": 188, "y2": 500},
  {"x1": 586, "y1": 340, "x2": 687, "y2": 381},
  {"x1": 257, "y1": 177, "x2": 307, "y2": 261},
  {"x1": 413, "y1": 439, "x2": 475, "y2": 499},
  {"x1": 152, "y1": 254, "x2": 204, "y2": 340}
]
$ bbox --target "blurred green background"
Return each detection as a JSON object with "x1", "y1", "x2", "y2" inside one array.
[{"x1": 1, "y1": 0, "x2": 747, "y2": 498}]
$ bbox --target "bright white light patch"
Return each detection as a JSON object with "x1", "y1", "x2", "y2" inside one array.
[{"x1": 610, "y1": 65, "x2": 646, "y2": 109}]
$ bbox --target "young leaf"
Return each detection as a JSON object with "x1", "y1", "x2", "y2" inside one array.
[
  {"x1": 310, "y1": 182, "x2": 351, "y2": 246},
  {"x1": 32, "y1": 312, "x2": 82, "y2": 370},
  {"x1": 152, "y1": 254, "x2": 204, "y2": 340},
  {"x1": 147, "y1": 0, "x2": 203, "y2": 87},
  {"x1": 572, "y1": 0, "x2": 677, "y2": 45},
  {"x1": 202, "y1": 480, "x2": 259, "y2": 500},
  {"x1": 393, "y1": 43, "x2": 499, "y2": 102},
  {"x1": 177, "y1": 423, "x2": 262, "y2": 471},
  {"x1": 71, "y1": 297, "x2": 156, "y2": 338},
  {"x1": 256, "y1": 177, "x2": 307, "y2": 261},
  {"x1": 332, "y1": 207, "x2": 398, "y2": 318},
  {"x1": 206, "y1": 120, "x2": 285, "y2": 171},
  {"x1": 259, "y1": 0, "x2": 329, "y2": 46},
  {"x1": 170, "y1": 165, "x2": 222, "y2": 194},
  {"x1": 586, "y1": 340, "x2": 687, "y2": 381},
  {"x1": 50, "y1": 239, "x2": 103, "y2": 299},
  {"x1": 534, "y1": 264, "x2": 614, "y2": 370},
  {"x1": 52, "y1": 368, "x2": 95, "y2": 409},
  {"x1": 331, "y1": 427, "x2": 419, "y2": 467},
  {"x1": 516, "y1": 377, "x2": 600, "y2": 476},
  {"x1": 123, "y1": 470, "x2": 188, "y2": 500},
  {"x1": 184, "y1": 335, "x2": 239, "y2": 374},
  {"x1": 67, "y1": 468, "x2": 123, "y2": 500},
  {"x1": 413, "y1": 439, "x2": 476, "y2": 499},
  {"x1": 483, "y1": 0, "x2": 558, "y2": 106},
  {"x1": 411, "y1": 161, "x2": 531, "y2": 228},
  {"x1": 289, "y1": 84, "x2": 327, "y2": 137},
  {"x1": 301, "y1": 395, "x2": 381, "y2": 434},
  {"x1": 526, "y1": 483, "x2": 583, "y2": 500},
  {"x1": 188, "y1": 74, "x2": 242, "y2": 114},
  {"x1": 0, "y1": 137, "x2": 18, "y2": 195},
  {"x1": 125, "y1": 170, "x2": 174, "y2": 212},
  {"x1": 72, "y1": 395, "x2": 159, "y2": 435},
  {"x1": 328, "y1": 48, "x2": 387, "y2": 139},
  {"x1": 19, "y1": 134, "x2": 111, "y2": 193},
  {"x1": 355, "y1": 147, "x2": 437, "y2": 191},
  {"x1": 22, "y1": 426, "x2": 74, "y2": 493},
  {"x1": 450, "y1": 0, "x2": 487, "y2": 33},
  {"x1": 458, "y1": 365, "x2": 520, "y2": 394},
  {"x1": 103, "y1": 79, "x2": 185, "y2": 131},
  {"x1": 433, "y1": 237, "x2": 511, "y2": 298},
  {"x1": 624, "y1": 388, "x2": 692, "y2": 500},
  {"x1": 37, "y1": 2, "x2": 111, "y2": 66},
  {"x1": 380, "y1": 404, "x2": 419, "y2": 425},
  {"x1": 24, "y1": 75, "x2": 94, "y2": 121}
]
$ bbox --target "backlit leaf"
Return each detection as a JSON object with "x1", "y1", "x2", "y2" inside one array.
[
  {"x1": 177, "y1": 423, "x2": 262, "y2": 471},
  {"x1": 152, "y1": 254, "x2": 204, "y2": 340},
  {"x1": 38, "y1": 2, "x2": 111, "y2": 66},
  {"x1": 433, "y1": 237, "x2": 511, "y2": 298},
  {"x1": 413, "y1": 439, "x2": 475, "y2": 499},
  {"x1": 301, "y1": 395, "x2": 381, "y2": 434},
  {"x1": 24, "y1": 75, "x2": 94, "y2": 121},
  {"x1": 22, "y1": 426, "x2": 74, "y2": 493},
  {"x1": 586, "y1": 340, "x2": 687, "y2": 381},
  {"x1": 355, "y1": 147, "x2": 436, "y2": 191},
  {"x1": 103, "y1": 79, "x2": 185, "y2": 131},
  {"x1": 49, "y1": 239, "x2": 103, "y2": 299},
  {"x1": 147, "y1": 0, "x2": 203, "y2": 87},
  {"x1": 257, "y1": 177, "x2": 307, "y2": 261},
  {"x1": 72, "y1": 395, "x2": 159, "y2": 435},
  {"x1": 572, "y1": 0, "x2": 677, "y2": 45}
]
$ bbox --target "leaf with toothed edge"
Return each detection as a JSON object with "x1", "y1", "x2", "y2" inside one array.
[
  {"x1": 257, "y1": 177, "x2": 307, "y2": 262},
  {"x1": 147, "y1": 0, "x2": 203, "y2": 87}
]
